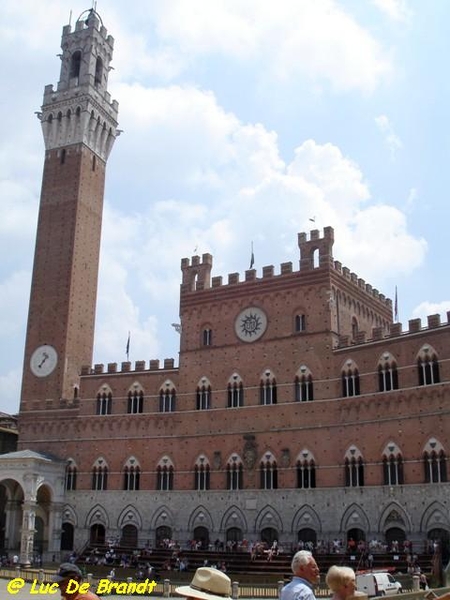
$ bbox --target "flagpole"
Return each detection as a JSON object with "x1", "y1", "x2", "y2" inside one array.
[
  {"x1": 126, "y1": 331, "x2": 130, "y2": 361},
  {"x1": 249, "y1": 241, "x2": 255, "y2": 269},
  {"x1": 394, "y1": 287, "x2": 398, "y2": 323}
]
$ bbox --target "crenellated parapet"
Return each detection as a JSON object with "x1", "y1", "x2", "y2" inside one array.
[
  {"x1": 332, "y1": 260, "x2": 392, "y2": 311},
  {"x1": 337, "y1": 312, "x2": 450, "y2": 348},
  {"x1": 80, "y1": 357, "x2": 178, "y2": 377}
]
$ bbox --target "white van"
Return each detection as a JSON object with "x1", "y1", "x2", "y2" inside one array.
[{"x1": 356, "y1": 572, "x2": 402, "y2": 596}]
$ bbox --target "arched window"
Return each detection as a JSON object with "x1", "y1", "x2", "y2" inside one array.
[
  {"x1": 95, "y1": 56, "x2": 103, "y2": 86},
  {"x1": 295, "y1": 367, "x2": 314, "y2": 401},
  {"x1": 160, "y1": 382, "x2": 176, "y2": 412},
  {"x1": 227, "y1": 374, "x2": 244, "y2": 408},
  {"x1": 70, "y1": 51, "x2": 82, "y2": 81},
  {"x1": 296, "y1": 450, "x2": 316, "y2": 489},
  {"x1": 423, "y1": 439, "x2": 447, "y2": 483},
  {"x1": 96, "y1": 388, "x2": 112, "y2": 415},
  {"x1": 342, "y1": 361, "x2": 360, "y2": 397},
  {"x1": 295, "y1": 314, "x2": 306, "y2": 332},
  {"x1": 260, "y1": 371, "x2": 277, "y2": 405},
  {"x1": 128, "y1": 387, "x2": 143, "y2": 414},
  {"x1": 351, "y1": 317, "x2": 358, "y2": 341},
  {"x1": 92, "y1": 458, "x2": 108, "y2": 491},
  {"x1": 260, "y1": 452, "x2": 278, "y2": 489},
  {"x1": 344, "y1": 447, "x2": 364, "y2": 487},
  {"x1": 157, "y1": 457, "x2": 174, "y2": 490},
  {"x1": 196, "y1": 378, "x2": 211, "y2": 410},
  {"x1": 202, "y1": 328, "x2": 212, "y2": 346},
  {"x1": 123, "y1": 457, "x2": 140, "y2": 491},
  {"x1": 382, "y1": 443, "x2": 404, "y2": 485},
  {"x1": 378, "y1": 353, "x2": 399, "y2": 392},
  {"x1": 417, "y1": 346, "x2": 440, "y2": 386},
  {"x1": 65, "y1": 460, "x2": 77, "y2": 491},
  {"x1": 194, "y1": 456, "x2": 210, "y2": 491},
  {"x1": 227, "y1": 455, "x2": 243, "y2": 490}
]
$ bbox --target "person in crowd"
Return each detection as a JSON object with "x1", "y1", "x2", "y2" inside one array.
[
  {"x1": 280, "y1": 550, "x2": 320, "y2": 600},
  {"x1": 176, "y1": 567, "x2": 231, "y2": 600},
  {"x1": 54, "y1": 562, "x2": 99, "y2": 600},
  {"x1": 325, "y1": 566, "x2": 356, "y2": 600}
]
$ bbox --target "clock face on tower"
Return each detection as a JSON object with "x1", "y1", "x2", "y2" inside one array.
[
  {"x1": 235, "y1": 307, "x2": 268, "y2": 342},
  {"x1": 30, "y1": 345, "x2": 58, "y2": 377}
]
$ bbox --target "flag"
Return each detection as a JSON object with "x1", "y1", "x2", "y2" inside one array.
[
  {"x1": 394, "y1": 287, "x2": 398, "y2": 322},
  {"x1": 249, "y1": 241, "x2": 255, "y2": 269},
  {"x1": 126, "y1": 331, "x2": 130, "y2": 359}
]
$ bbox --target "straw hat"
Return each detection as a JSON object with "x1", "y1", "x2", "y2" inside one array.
[{"x1": 175, "y1": 567, "x2": 232, "y2": 600}]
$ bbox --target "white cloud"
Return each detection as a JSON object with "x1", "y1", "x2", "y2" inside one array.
[
  {"x1": 375, "y1": 114, "x2": 403, "y2": 159},
  {"x1": 412, "y1": 301, "x2": 450, "y2": 323},
  {"x1": 372, "y1": 0, "x2": 412, "y2": 23},
  {"x1": 147, "y1": 0, "x2": 392, "y2": 93}
]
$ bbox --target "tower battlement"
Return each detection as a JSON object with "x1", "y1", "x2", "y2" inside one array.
[
  {"x1": 180, "y1": 227, "x2": 391, "y2": 312},
  {"x1": 337, "y1": 312, "x2": 450, "y2": 348}
]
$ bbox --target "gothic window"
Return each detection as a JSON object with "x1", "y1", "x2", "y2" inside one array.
[
  {"x1": 91, "y1": 458, "x2": 108, "y2": 491},
  {"x1": 159, "y1": 382, "x2": 176, "y2": 412},
  {"x1": 382, "y1": 443, "x2": 404, "y2": 485},
  {"x1": 157, "y1": 457, "x2": 174, "y2": 490},
  {"x1": 96, "y1": 389, "x2": 112, "y2": 415},
  {"x1": 344, "y1": 447, "x2": 364, "y2": 487},
  {"x1": 128, "y1": 388, "x2": 143, "y2": 414},
  {"x1": 295, "y1": 367, "x2": 314, "y2": 401},
  {"x1": 417, "y1": 346, "x2": 440, "y2": 386},
  {"x1": 296, "y1": 451, "x2": 316, "y2": 489},
  {"x1": 70, "y1": 51, "x2": 81, "y2": 81},
  {"x1": 351, "y1": 317, "x2": 358, "y2": 341},
  {"x1": 423, "y1": 439, "x2": 447, "y2": 483},
  {"x1": 378, "y1": 353, "x2": 399, "y2": 392},
  {"x1": 194, "y1": 456, "x2": 210, "y2": 491},
  {"x1": 227, "y1": 455, "x2": 243, "y2": 490},
  {"x1": 227, "y1": 374, "x2": 244, "y2": 408},
  {"x1": 92, "y1": 155, "x2": 96, "y2": 172},
  {"x1": 95, "y1": 56, "x2": 103, "y2": 86},
  {"x1": 295, "y1": 314, "x2": 306, "y2": 332},
  {"x1": 196, "y1": 378, "x2": 211, "y2": 410},
  {"x1": 203, "y1": 328, "x2": 212, "y2": 346},
  {"x1": 342, "y1": 361, "x2": 360, "y2": 397},
  {"x1": 60, "y1": 149, "x2": 66, "y2": 164},
  {"x1": 123, "y1": 458, "x2": 140, "y2": 491},
  {"x1": 260, "y1": 452, "x2": 278, "y2": 489},
  {"x1": 260, "y1": 371, "x2": 277, "y2": 405},
  {"x1": 65, "y1": 461, "x2": 77, "y2": 491}
]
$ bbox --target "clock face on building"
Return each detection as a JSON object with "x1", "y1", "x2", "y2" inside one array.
[
  {"x1": 30, "y1": 344, "x2": 58, "y2": 377},
  {"x1": 235, "y1": 307, "x2": 267, "y2": 342}
]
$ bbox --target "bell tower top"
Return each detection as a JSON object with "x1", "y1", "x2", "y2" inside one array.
[
  {"x1": 57, "y1": 9, "x2": 114, "y2": 94},
  {"x1": 40, "y1": 8, "x2": 119, "y2": 161}
]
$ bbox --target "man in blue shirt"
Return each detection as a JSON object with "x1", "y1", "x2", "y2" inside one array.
[{"x1": 280, "y1": 550, "x2": 320, "y2": 600}]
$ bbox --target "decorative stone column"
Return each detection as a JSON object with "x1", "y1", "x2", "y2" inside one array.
[{"x1": 20, "y1": 500, "x2": 37, "y2": 567}]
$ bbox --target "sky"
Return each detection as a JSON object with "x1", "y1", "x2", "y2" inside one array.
[{"x1": 1, "y1": 0, "x2": 449, "y2": 415}]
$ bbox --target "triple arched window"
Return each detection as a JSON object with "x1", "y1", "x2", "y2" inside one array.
[
  {"x1": 296, "y1": 450, "x2": 316, "y2": 488},
  {"x1": 342, "y1": 362, "x2": 360, "y2": 397},
  {"x1": 92, "y1": 458, "x2": 108, "y2": 491},
  {"x1": 260, "y1": 371, "x2": 277, "y2": 405},
  {"x1": 227, "y1": 455, "x2": 243, "y2": 490},
  {"x1": 417, "y1": 346, "x2": 440, "y2": 386},
  {"x1": 344, "y1": 447, "x2": 364, "y2": 487},
  {"x1": 423, "y1": 439, "x2": 447, "y2": 483},
  {"x1": 260, "y1": 452, "x2": 278, "y2": 489},
  {"x1": 378, "y1": 353, "x2": 399, "y2": 392}
]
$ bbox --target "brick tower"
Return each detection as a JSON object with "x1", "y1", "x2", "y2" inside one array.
[{"x1": 19, "y1": 9, "x2": 119, "y2": 412}]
